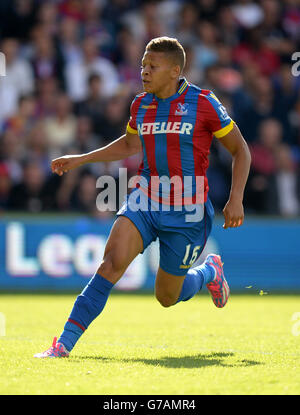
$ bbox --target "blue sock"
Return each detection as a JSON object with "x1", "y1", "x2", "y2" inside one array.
[
  {"x1": 176, "y1": 262, "x2": 215, "y2": 303},
  {"x1": 58, "y1": 274, "x2": 114, "y2": 351}
]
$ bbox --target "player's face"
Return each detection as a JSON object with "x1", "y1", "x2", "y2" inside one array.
[{"x1": 141, "y1": 51, "x2": 179, "y2": 96}]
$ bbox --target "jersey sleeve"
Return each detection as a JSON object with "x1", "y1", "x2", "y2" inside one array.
[
  {"x1": 201, "y1": 91, "x2": 234, "y2": 138},
  {"x1": 126, "y1": 99, "x2": 139, "y2": 134}
]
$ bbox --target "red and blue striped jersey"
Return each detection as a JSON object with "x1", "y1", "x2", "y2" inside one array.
[{"x1": 127, "y1": 78, "x2": 234, "y2": 205}]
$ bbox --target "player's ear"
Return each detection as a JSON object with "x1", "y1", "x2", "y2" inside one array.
[{"x1": 171, "y1": 64, "x2": 181, "y2": 79}]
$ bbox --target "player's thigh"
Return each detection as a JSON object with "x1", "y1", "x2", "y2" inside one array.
[
  {"x1": 97, "y1": 216, "x2": 143, "y2": 283},
  {"x1": 155, "y1": 267, "x2": 186, "y2": 307}
]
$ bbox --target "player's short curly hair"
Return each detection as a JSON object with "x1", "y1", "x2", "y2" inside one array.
[{"x1": 145, "y1": 37, "x2": 186, "y2": 73}]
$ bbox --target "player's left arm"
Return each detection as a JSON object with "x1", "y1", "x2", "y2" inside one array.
[
  {"x1": 203, "y1": 91, "x2": 251, "y2": 229},
  {"x1": 218, "y1": 123, "x2": 251, "y2": 229}
]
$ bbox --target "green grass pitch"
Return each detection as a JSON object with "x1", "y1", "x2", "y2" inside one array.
[{"x1": 0, "y1": 292, "x2": 299, "y2": 395}]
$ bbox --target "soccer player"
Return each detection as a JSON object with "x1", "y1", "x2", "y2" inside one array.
[{"x1": 34, "y1": 37, "x2": 251, "y2": 358}]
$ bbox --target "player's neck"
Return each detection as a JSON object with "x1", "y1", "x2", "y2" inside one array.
[{"x1": 154, "y1": 79, "x2": 180, "y2": 99}]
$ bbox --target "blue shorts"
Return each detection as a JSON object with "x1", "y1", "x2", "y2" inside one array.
[{"x1": 116, "y1": 188, "x2": 214, "y2": 276}]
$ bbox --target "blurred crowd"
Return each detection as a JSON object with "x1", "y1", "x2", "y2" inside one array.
[{"x1": 0, "y1": 0, "x2": 299, "y2": 218}]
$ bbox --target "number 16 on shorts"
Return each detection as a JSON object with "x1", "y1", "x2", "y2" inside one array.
[{"x1": 180, "y1": 244, "x2": 201, "y2": 269}]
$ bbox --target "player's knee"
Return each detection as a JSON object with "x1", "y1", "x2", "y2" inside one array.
[
  {"x1": 97, "y1": 253, "x2": 126, "y2": 281},
  {"x1": 156, "y1": 293, "x2": 176, "y2": 308}
]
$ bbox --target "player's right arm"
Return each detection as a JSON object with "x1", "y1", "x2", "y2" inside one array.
[
  {"x1": 51, "y1": 131, "x2": 141, "y2": 176},
  {"x1": 51, "y1": 128, "x2": 141, "y2": 176},
  {"x1": 52, "y1": 95, "x2": 143, "y2": 176},
  {"x1": 200, "y1": 90, "x2": 251, "y2": 229}
]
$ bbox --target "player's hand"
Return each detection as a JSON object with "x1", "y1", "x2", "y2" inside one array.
[
  {"x1": 51, "y1": 155, "x2": 85, "y2": 176},
  {"x1": 222, "y1": 196, "x2": 244, "y2": 229}
]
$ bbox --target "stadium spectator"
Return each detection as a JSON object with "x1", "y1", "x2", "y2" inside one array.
[
  {"x1": 88, "y1": 92, "x2": 129, "y2": 196},
  {"x1": 25, "y1": 121, "x2": 51, "y2": 176},
  {"x1": 0, "y1": 162, "x2": 12, "y2": 210},
  {"x1": 0, "y1": 0, "x2": 36, "y2": 41},
  {"x1": 267, "y1": 143, "x2": 300, "y2": 216},
  {"x1": 236, "y1": 75, "x2": 277, "y2": 142},
  {"x1": 36, "y1": 1, "x2": 59, "y2": 38},
  {"x1": 217, "y1": 6, "x2": 240, "y2": 46},
  {"x1": 8, "y1": 160, "x2": 53, "y2": 212},
  {"x1": 64, "y1": 35, "x2": 120, "y2": 101},
  {"x1": 282, "y1": 0, "x2": 300, "y2": 42},
  {"x1": 74, "y1": 73, "x2": 107, "y2": 135},
  {"x1": 231, "y1": 0, "x2": 264, "y2": 29},
  {"x1": 232, "y1": 27, "x2": 281, "y2": 76},
  {"x1": 81, "y1": 0, "x2": 116, "y2": 59},
  {"x1": 3, "y1": 94, "x2": 37, "y2": 138},
  {"x1": 260, "y1": 0, "x2": 296, "y2": 61},
  {"x1": 35, "y1": 76, "x2": 59, "y2": 118},
  {"x1": 194, "y1": 20, "x2": 219, "y2": 72},
  {"x1": 290, "y1": 99, "x2": 300, "y2": 151},
  {"x1": 117, "y1": 37, "x2": 144, "y2": 96},
  {"x1": 58, "y1": 0, "x2": 84, "y2": 22},
  {"x1": 194, "y1": 0, "x2": 221, "y2": 22},
  {"x1": 30, "y1": 30, "x2": 65, "y2": 88},
  {"x1": 0, "y1": 128, "x2": 24, "y2": 184},
  {"x1": 102, "y1": 0, "x2": 138, "y2": 27},
  {"x1": 72, "y1": 115, "x2": 101, "y2": 155},
  {"x1": 0, "y1": 38, "x2": 34, "y2": 128},
  {"x1": 58, "y1": 17, "x2": 82, "y2": 64},
  {"x1": 54, "y1": 164, "x2": 80, "y2": 211},
  {"x1": 272, "y1": 63, "x2": 300, "y2": 144},
  {"x1": 182, "y1": 43, "x2": 203, "y2": 85},
  {"x1": 246, "y1": 118, "x2": 284, "y2": 212},
  {"x1": 174, "y1": 2, "x2": 199, "y2": 45},
  {"x1": 70, "y1": 172, "x2": 99, "y2": 213},
  {"x1": 44, "y1": 93, "x2": 77, "y2": 159},
  {"x1": 95, "y1": 92, "x2": 129, "y2": 145},
  {"x1": 120, "y1": 0, "x2": 163, "y2": 43}
]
